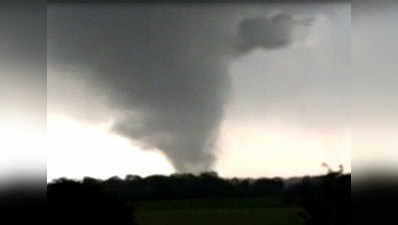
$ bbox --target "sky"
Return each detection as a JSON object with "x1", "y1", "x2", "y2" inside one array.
[
  {"x1": 0, "y1": 4, "x2": 46, "y2": 182},
  {"x1": 351, "y1": 1, "x2": 398, "y2": 175},
  {"x1": 46, "y1": 1, "x2": 352, "y2": 181}
]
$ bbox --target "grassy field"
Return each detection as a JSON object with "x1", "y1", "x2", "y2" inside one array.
[{"x1": 134, "y1": 197, "x2": 309, "y2": 225}]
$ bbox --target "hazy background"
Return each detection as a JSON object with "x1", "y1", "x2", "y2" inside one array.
[
  {"x1": 351, "y1": 0, "x2": 398, "y2": 178},
  {"x1": 0, "y1": 2, "x2": 46, "y2": 185}
]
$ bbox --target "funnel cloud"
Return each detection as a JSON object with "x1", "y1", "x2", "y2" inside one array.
[{"x1": 48, "y1": 4, "x2": 313, "y2": 172}]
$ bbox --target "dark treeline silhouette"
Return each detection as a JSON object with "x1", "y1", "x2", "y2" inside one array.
[
  {"x1": 284, "y1": 172, "x2": 351, "y2": 225},
  {"x1": 48, "y1": 171, "x2": 350, "y2": 225},
  {"x1": 49, "y1": 172, "x2": 286, "y2": 201},
  {"x1": 48, "y1": 178, "x2": 137, "y2": 225}
]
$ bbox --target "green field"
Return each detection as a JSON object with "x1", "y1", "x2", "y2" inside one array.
[{"x1": 134, "y1": 197, "x2": 309, "y2": 225}]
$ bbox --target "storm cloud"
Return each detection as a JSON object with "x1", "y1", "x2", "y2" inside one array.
[
  {"x1": 48, "y1": 4, "x2": 312, "y2": 172},
  {"x1": 236, "y1": 13, "x2": 313, "y2": 53}
]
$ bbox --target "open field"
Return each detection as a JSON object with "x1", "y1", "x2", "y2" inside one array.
[{"x1": 134, "y1": 197, "x2": 308, "y2": 225}]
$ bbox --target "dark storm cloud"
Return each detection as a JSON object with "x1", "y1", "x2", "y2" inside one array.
[
  {"x1": 48, "y1": 5, "x2": 233, "y2": 172},
  {"x1": 48, "y1": 4, "x2": 310, "y2": 172},
  {"x1": 236, "y1": 13, "x2": 313, "y2": 53}
]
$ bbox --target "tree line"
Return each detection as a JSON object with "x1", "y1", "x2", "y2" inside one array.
[{"x1": 48, "y1": 171, "x2": 350, "y2": 225}]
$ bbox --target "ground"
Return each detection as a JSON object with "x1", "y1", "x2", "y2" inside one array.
[{"x1": 134, "y1": 197, "x2": 309, "y2": 225}]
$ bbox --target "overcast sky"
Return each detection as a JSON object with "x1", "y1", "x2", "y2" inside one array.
[
  {"x1": 351, "y1": 1, "x2": 398, "y2": 175},
  {"x1": 46, "y1": 1, "x2": 353, "y2": 181},
  {"x1": 0, "y1": 4, "x2": 46, "y2": 181}
]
